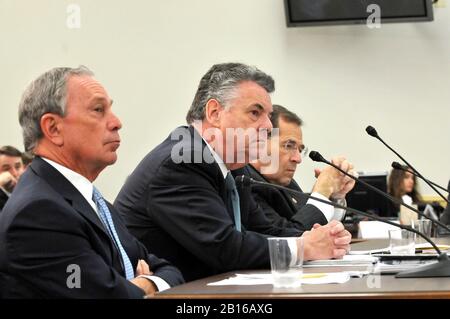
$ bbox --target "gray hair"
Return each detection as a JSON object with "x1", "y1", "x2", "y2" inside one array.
[
  {"x1": 18, "y1": 66, "x2": 94, "y2": 152},
  {"x1": 186, "y1": 63, "x2": 275, "y2": 124}
]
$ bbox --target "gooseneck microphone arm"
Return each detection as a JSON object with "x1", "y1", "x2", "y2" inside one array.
[
  {"x1": 308, "y1": 151, "x2": 450, "y2": 234},
  {"x1": 366, "y1": 125, "x2": 448, "y2": 204},
  {"x1": 235, "y1": 175, "x2": 441, "y2": 254},
  {"x1": 391, "y1": 161, "x2": 449, "y2": 193},
  {"x1": 235, "y1": 175, "x2": 450, "y2": 278}
]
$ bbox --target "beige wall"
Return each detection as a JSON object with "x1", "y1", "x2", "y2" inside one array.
[{"x1": 1, "y1": 0, "x2": 449, "y2": 200}]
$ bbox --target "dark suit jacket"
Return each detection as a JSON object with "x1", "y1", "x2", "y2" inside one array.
[
  {"x1": 0, "y1": 188, "x2": 8, "y2": 213},
  {"x1": 0, "y1": 157, "x2": 183, "y2": 298},
  {"x1": 114, "y1": 126, "x2": 301, "y2": 282},
  {"x1": 232, "y1": 165, "x2": 328, "y2": 231}
]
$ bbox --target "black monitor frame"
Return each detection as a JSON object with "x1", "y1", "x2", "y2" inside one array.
[
  {"x1": 284, "y1": 0, "x2": 434, "y2": 27},
  {"x1": 346, "y1": 172, "x2": 394, "y2": 218}
]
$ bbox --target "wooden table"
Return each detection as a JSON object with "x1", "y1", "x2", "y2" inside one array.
[{"x1": 156, "y1": 238, "x2": 450, "y2": 299}]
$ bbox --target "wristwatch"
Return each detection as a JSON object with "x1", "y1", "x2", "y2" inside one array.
[{"x1": 331, "y1": 197, "x2": 347, "y2": 221}]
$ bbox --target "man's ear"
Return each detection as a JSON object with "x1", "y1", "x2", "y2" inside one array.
[
  {"x1": 204, "y1": 99, "x2": 223, "y2": 128},
  {"x1": 40, "y1": 113, "x2": 64, "y2": 146}
]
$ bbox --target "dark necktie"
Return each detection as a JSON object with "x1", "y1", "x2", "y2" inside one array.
[{"x1": 225, "y1": 172, "x2": 241, "y2": 232}]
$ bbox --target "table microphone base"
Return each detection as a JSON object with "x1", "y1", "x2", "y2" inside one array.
[{"x1": 395, "y1": 254, "x2": 450, "y2": 278}]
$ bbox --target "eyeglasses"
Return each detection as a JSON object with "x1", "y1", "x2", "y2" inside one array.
[{"x1": 282, "y1": 141, "x2": 308, "y2": 157}]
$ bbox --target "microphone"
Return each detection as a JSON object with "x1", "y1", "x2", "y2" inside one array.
[
  {"x1": 235, "y1": 175, "x2": 450, "y2": 278},
  {"x1": 391, "y1": 161, "x2": 449, "y2": 193},
  {"x1": 366, "y1": 125, "x2": 448, "y2": 204},
  {"x1": 309, "y1": 150, "x2": 450, "y2": 234}
]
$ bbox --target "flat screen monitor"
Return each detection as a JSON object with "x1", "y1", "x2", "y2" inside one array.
[
  {"x1": 284, "y1": 0, "x2": 434, "y2": 27},
  {"x1": 346, "y1": 172, "x2": 395, "y2": 218}
]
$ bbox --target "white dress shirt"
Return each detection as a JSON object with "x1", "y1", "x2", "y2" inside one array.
[
  {"x1": 42, "y1": 157, "x2": 170, "y2": 292},
  {"x1": 201, "y1": 135, "x2": 308, "y2": 264},
  {"x1": 306, "y1": 193, "x2": 347, "y2": 222},
  {"x1": 204, "y1": 140, "x2": 229, "y2": 179}
]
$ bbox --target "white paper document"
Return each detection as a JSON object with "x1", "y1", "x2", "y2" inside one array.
[
  {"x1": 359, "y1": 220, "x2": 401, "y2": 239},
  {"x1": 349, "y1": 247, "x2": 390, "y2": 255},
  {"x1": 303, "y1": 254, "x2": 379, "y2": 267},
  {"x1": 350, "y1": 243, "x2": 450, "y2": 256},
  {"x1": 207, "y1": 272, "x2": 356, "y2": 286}
]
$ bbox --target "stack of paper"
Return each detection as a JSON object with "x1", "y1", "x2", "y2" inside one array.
[
  {"x1": 303, "y1": 254, "x2": 379, "y2": 268},
  {"x1": 207, "y1": 272, "x2": 358, "y2": 286},
  {"x1": 415, "y1": 243, "x2": 450, "y2": 254},
  {"x1": 350, "y1": 243, "x2": 450, "y2": 256},
  {"x1": 349, "y1": 247, "x2": 390, "y2": 255}
]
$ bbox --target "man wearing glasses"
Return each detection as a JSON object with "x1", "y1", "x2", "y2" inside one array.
[{"x1": 233, "y1": 104, "x2": 355, "y2": 231}]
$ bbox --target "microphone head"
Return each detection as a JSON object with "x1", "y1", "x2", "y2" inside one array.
[
  {"x1": 235, "y1": 175, "x2": 252, "y2": 187},
  {"x1": 391, "y1": 161, "x2": 404, "y2": 170},
  {"x1": 365, "y1": 125, "x2": 379, "y2": 138},
  {"x1": 309, "y1": 151, "x2": 326, "y2": 163}
]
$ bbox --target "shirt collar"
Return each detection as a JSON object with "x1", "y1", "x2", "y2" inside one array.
[
  {"x1": 192, "y1": 126, "x2": 229, "y2": 179},
  {"x1": 41, "y1": 157, "x2": 95, "y2": 209}
]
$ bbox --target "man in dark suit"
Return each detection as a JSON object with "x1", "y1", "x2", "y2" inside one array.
[
  {"x1": 0, "y1": 145, "x2": 25, "y2": 212},
  {"x1": 233, "y1": 105, "x2": 355, "y2": 231},
  {"x1": 115, "y1": 63, "x2": 352, "y2": 282},
  {"x1": 0, "y1": 66, "x2": 183, "y2": 298}
]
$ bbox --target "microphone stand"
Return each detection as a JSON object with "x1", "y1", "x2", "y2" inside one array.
[
  {"x1": 309, "y1": 151, "x2": 450, "y2": 234},
  {"x1": 392, "y1": 161, "x2": 449, "y2": 193},
  {"x1": 236, "y1": 175, "x2": 450, "y2": 278},
  {"x1": 366, "y1": 125, "x2": 448, "y2": 204}
]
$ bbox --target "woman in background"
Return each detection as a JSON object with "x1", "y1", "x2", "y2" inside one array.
[{"x1": 387, "y1": 165, "x2": 422, "y2": 220}]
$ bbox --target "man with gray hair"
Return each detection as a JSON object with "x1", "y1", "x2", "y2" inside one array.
[
  {"x1": 0, "y1": 66, "x2": 183, "y2": 298},
  {"x1": 115, "y1": 62, "x2": 352, "y2": 282}
]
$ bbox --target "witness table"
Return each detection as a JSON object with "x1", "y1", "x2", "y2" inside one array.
[{"x1": 156, "y1": 238, "x2": 450, "y2": 299}]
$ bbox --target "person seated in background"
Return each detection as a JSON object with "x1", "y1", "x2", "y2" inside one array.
[
  {"x1": 232, "y1": 104, "x2": 355, "y2": 231},
  {"x1": 387, "y1": 165, "x2": 422, "y2": 221},
  {"x1": 114, "y1": 62, "x2": 351, "y2": 282},
  {"x1": 0, "y1": 66, "x2": 183, "y2": 298},
  {"x1": 387, "y1": 166, "x2": 422, "y2": 226},
  {"x1": 439, "y1": 180, "x2": 450, "y2": 226},
  {"x1": 0, "y1": 145, "x2": 25, "y2": 212}
]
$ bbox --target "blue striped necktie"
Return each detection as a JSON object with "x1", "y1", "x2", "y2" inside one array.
[
  {"x1": 225, "y1": 172, "x2": 241, "y2": 232},
  {"x1": 92, "y1": 187, "x2": 135, "y2": 280}
]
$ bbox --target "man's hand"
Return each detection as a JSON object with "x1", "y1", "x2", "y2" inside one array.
[
  {"x1": 302, "y1": 220, "x2": 351, "y2": 260},
  {"x1": 312, "y1": 156, "x2": 356, "y2": 199},
  {"x1": 130, "y1": 259, "x2": 157, "y2": 296},
  {"x1": 330, "y1": 157, "x2": 356, "y2": 199},
  {"x1": 135, "y1": 259, "x2": 153, "y2": 276},
  {"x1": 0, "y1": 171, "x2": 17, "y2": 193}
]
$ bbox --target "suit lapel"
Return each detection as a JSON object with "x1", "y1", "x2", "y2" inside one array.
[
  {"x1": 188, "y1": 126, "x2": 236, "y2": 222},
  {"x1": 246, "y1": 164, "x2": 300, "y2": 213},
  {"x1": 30, "y1": 158, "x2": 109, "y2": 237}
]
